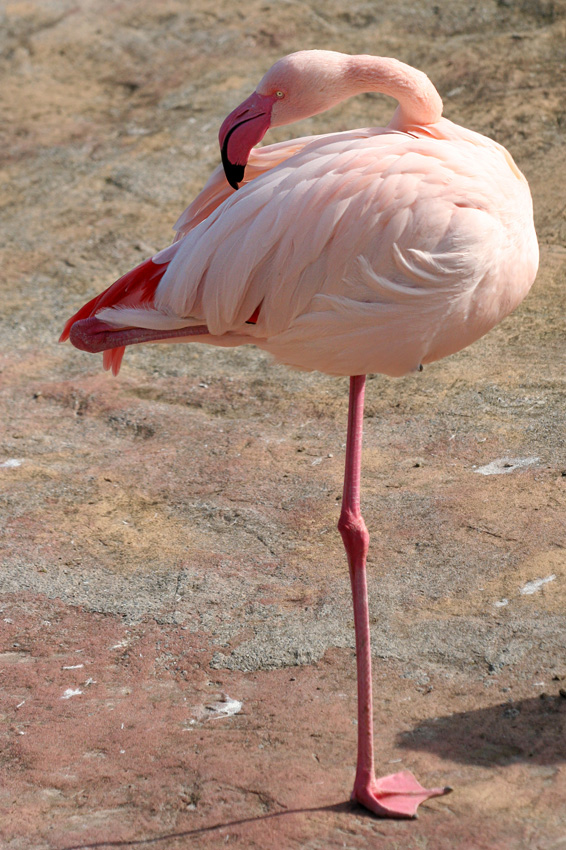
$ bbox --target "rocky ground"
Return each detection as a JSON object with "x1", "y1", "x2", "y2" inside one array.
[{"x1": 1, "y1": 1, "x2": 565, "y2": 848}]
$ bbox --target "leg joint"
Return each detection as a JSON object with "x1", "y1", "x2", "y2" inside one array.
[{"x1": 338, "y1": 509, "x2": 369, "y2": 553}]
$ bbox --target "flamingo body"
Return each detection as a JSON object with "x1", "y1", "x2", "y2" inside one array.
[
  {"x1": 63, "y1": 121, "x2": 537, "y2": 378},
  {"x1": 61, "y1": 51, "x2": 539, "y2": 819}
]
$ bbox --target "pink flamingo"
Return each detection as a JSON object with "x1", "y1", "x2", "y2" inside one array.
[{"x1": 61, "y1": 51, "x2": 538, "y2": 818}]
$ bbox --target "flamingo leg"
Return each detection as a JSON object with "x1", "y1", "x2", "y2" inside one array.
[{"x1": 338, "y1": 375, "x2": 451, "y2": 819}]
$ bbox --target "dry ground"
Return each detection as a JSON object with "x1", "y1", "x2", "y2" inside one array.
[{"x1": 1, "y1": 1, "x2": 565, "y2": 848}]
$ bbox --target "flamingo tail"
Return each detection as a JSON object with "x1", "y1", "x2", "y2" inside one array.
[
  {"x1": 59, "y1": 256, "x2": 172, "y2": 343},
  {"x1": 60, "y1": 254, "x2": 210, "y2": 376}
]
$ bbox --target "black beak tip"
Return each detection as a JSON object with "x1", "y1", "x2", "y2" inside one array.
[{"x1": 221, "y1": 144, "x2": 246, "y2": 190}]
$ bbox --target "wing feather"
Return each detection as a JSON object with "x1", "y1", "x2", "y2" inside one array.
[
  {"x1": 155, "y1": 133, "x2": 505, "y2": 349},
  {"x1": 64, "y1": 116, "x2": 536, "y2": 379}
]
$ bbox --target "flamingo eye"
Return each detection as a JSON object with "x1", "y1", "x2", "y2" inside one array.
[{"x1": 275, "y1": 90, "x2": 285, "y2": 98}]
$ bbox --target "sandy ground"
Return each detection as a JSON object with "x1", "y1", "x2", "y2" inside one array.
[{"x1": 1, "y1": 1, "x2": 565, "y2": 848}]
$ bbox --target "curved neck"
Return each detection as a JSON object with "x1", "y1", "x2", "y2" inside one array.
[{"x1": 344, "y1": 55, "x2": 443, "y2": 128}]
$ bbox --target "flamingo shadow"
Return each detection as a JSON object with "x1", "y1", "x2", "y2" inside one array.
[
  {"x1": 60, "y1": 801, "x2": 357, "y2": 850},
  {"x1": 397, "y1": 694, "x2": 566, "y2": 766}
]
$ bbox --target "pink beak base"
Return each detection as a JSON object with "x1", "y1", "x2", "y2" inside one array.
[{"x1": 218, "y1": 92, "x2": 275, "y2": 188}]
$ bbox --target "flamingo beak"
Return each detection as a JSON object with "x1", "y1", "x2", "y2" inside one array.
[{"x1": 218, "y1": 92, "x2": 275, "y2": 189}]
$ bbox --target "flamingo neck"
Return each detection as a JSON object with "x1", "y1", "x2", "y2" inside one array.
[{"x1": 344, "y1": 55, "x2": 443, "y2": 129}]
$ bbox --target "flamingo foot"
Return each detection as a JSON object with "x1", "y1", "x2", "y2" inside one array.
[{"x1": 351, "y1": 770, "x2": 452, "y2": 819}]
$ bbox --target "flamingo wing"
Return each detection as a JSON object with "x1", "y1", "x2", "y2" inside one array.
[
  {"x1": 172, "y1": 128, "x2": 378, "y2": 240},
  {"x1": 62, "y1": 130, "x2": 375, "y2": 374},
  {"x1": 67, "y1": 129, "x2": 536, "y2": 378},
  {"x1": 64, "y1": 128, "x2": 382, "y2": 345},
  {"x1": 134, "y1": 133, "x2": 523, "y2": 356}
]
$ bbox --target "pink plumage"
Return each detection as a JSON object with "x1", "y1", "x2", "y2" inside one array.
[
  {"x1": 62, "y1": 51, "x2": 537, "y2": 383},
  {"x1": 61, "y1": 50, "x2": 538, "y2": 819}
]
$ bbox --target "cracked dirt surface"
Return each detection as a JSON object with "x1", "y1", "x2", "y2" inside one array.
[{"x1": 1, "y1": 1, "x2": 565, "y2": 848}]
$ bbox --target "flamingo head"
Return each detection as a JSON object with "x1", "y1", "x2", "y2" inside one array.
[
  {"x1": 218, "y1": 90, "x2": 277, "y2": 190},
  {"x1": 219, "y1": 50, "x2": 350, "y2": 189}
]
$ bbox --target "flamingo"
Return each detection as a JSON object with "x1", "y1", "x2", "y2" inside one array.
[{"x1": 60, "y1": 50, "x2": 538, "y2": 819}]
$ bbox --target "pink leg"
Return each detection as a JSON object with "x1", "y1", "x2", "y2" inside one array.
[
  {"x1": 69, "y1": 317, "x2": 209, "y2": 353},
  {"x1": 338, "y1": 375, "x2": 451, "y2": 819}
]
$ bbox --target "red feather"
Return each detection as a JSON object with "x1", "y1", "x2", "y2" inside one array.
[
  {"x1": 59, "y1": 257, "x2": 169, "y2": 343},
  {"x1": 61, "y1": 252, "x2": 259, "y2": 376}
]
